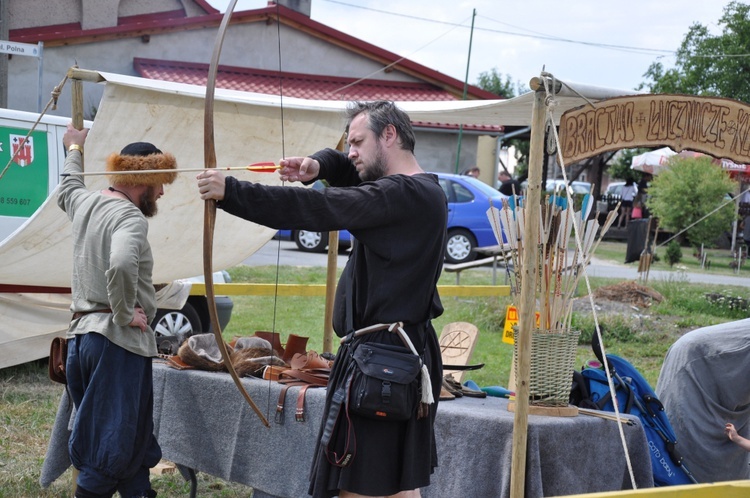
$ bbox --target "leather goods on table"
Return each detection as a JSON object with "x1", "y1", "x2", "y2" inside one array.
[
  {"x1": 251, "y1": 331, "x2": 309, "y2": 363},
  {"x1": 274, "y1": 351, "x2": 332, "y2": 423}
]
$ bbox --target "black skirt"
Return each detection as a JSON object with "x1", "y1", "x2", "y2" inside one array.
[{"x1": 308, "y1": 324, "x2": 442, "y2": 497}]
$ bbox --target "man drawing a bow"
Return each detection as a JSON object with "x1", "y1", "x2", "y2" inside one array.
[{"x1": 197, "y1": 100, "x2": 446, "y2": 497}]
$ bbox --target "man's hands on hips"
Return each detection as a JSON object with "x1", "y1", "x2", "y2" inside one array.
[{"x1": 129, "y1": 307, "x2": 148, "y2": 332}]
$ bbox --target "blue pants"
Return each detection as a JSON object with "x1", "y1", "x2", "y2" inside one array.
[{"x1": 66, "y1": 333, "x2": 162, "y2": 497}]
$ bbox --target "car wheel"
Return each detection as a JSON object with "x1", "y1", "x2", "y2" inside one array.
[
  {"x1": 294, "y1": 230, "x2": 329, "y2": 252},
  {"x1": 445, "y1": 228, "x2": 477, "y2": 264},
  {"x1": 151, "y1": 302, "x2": 202, "y2": 353}
]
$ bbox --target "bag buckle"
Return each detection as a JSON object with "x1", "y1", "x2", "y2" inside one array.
[{"x1": 381, "y1": 380, "x2": 392, "y2": 404}]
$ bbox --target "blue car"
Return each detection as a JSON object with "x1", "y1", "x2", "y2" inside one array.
[
  {"x1": 276, "y1": 173, "x2": 509, "y2": 263},
  {"x1": 275, "y1": 226, "x2": 353, "y2": 253},
  {"x1": 275, "y1": 181, "x2": 353, "y2": 252},
  {"x1": 437, "y1": 172, "x2": 509, "y2": 264}
]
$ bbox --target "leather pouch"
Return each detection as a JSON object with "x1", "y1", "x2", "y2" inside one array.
[{"x1": 49, "y1": 337, "x2": 68, "y2": 384}]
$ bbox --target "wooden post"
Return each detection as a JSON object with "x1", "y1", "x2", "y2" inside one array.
[
  {"x1": 70, "y1": 71, "x2": 84, "y2": 132},
  {"x1": 323, "y1": 230, "x2": 339, "y2": 354},
  {"x1": 322, "y1": 133, "x2": 347, "y2": 353},
  {"x1": 69, "y1": 64, "x2": 86, "y2": 497},
  {"x1": 510, "y1": 77, "x2": 547, "y2": 498},
  {"x1": 67, "y1": 67, "x2": 105, "y2": 136}
]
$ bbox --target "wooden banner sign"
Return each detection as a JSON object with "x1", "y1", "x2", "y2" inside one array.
[{"x1": 559, "y1": 94, "x2": 750, "y2": 166}]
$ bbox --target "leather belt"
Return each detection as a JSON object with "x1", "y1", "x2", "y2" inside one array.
[{"x1": 72, "y1": 309, "x2": 112, "y2": 320}]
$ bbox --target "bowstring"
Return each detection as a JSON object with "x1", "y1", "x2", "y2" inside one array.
[
  {"x1": 267, "y1": 0, "x2": 288, "y2": 423},
  {"x1": 541, "y1": 74, "x2": 637, "y2": 489}
]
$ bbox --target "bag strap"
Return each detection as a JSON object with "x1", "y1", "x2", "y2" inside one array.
[
  {"x1": 278, "y1": 368, "x2": 329, "y2": 387},
  {"x1": 322, "y1": 375, "x2": 356, "y2": 467},
  {"x1": 341, "y1": 322, "x2": 419, "y2": 356}
]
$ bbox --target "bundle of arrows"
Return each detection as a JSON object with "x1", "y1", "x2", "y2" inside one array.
[{"x1": 487, "y1": 191, "x2": 619, "y2": 332}]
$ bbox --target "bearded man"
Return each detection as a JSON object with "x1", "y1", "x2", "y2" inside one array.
[
  {"x1": 58, "y1": 124, "x2": 176, "y2": 498},
  {"x1": 197, "y1": 101, "x2": 447, "y2": 498}
]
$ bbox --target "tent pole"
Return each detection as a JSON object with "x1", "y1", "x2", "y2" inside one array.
[
  {"x1": 69, "y1": 64, "x2": 85, "y2": 498},
  {"x1": 322, "y1": 133, "x2": 347, "y2": 353},
  {"x1": 510, "y1": 76, "x2": 546, "y2": 498},
  {"x1": 323, "y1": 230, "x2": 338, "y2": 354}
]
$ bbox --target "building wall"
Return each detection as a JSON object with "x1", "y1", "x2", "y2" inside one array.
[
  {"x1": 5, "y1": 0, "x2": 496, "y2": 181},
  {"x1": 413, "y1": 129, "x2": 482, "y2": 175},
  {"x1": 7, "y1": 0, "x2": 190, "y2": 30},
  {"x1": 7, "y1": 22, "x2": 421, "y2": 118}
]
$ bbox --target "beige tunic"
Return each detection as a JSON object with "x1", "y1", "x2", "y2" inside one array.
[{"x1": 57, "y1": 149, "x2": 157, "y2": 358}]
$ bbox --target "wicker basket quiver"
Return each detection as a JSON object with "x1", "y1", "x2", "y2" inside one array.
[{"x1": 513, "y1": 327, "x2": 580, "y2": 410}]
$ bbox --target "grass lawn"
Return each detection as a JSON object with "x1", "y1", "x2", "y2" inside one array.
[{"x1": 1, "y1": 239, "x2": 748, "y2": 497}]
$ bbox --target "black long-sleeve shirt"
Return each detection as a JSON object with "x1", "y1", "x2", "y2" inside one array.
[{"x1": 219, "y1": 148, "x2": 447, "y2": 335}]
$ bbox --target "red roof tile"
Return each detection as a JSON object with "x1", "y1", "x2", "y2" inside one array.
[
  {"x1": 133, "y1": 58, "x2": 502, "y2": 133},
  {"x1": 136, "y1": 58, "x2": 456, "y2": 101},
  {"x1": 10, "y1": 3, "x2": 499, "y2": 102}
]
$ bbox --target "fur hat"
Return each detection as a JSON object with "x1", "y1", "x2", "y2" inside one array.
[{"x1": 106, "y1": 142, "x2": 177, "y2": 187}]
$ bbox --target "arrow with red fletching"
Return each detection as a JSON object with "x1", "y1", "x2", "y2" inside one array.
[{"x1": 61, "y1": 162, "x2": 281, "y2": 177}]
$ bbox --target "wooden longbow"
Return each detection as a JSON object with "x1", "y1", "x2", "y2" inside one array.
[{"x1": 203, "y1": 0, "x2": 270, "y2": 428}]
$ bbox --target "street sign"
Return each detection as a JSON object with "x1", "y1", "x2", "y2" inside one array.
[
  {"x1": 1, "y1": 40, "x2": 44, "y2": 111},
  {"x1": 0, "y1": 40, "x2": 41, "y2": 57}
]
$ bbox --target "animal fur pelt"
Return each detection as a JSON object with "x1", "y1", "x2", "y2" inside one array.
[
  {"x1": 177, "y1": 333, "x2": 286, "y2": 376},
  {"x1": 106, "y1": 151, "x2": 177, "y2": 187},
  {"x1": 230, "y1": 346, "x2": 286, "y2": 378},
  {"x1": 177, "y1": 333, "x2": 227, "y2": 372}
]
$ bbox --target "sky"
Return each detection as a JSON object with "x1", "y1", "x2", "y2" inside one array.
[{"x1": 205, "y1": 0, "x2": 731, "y2": 94}]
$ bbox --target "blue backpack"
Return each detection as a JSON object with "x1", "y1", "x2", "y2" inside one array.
[{"x1": 572, "y1": 354, "x2": 698, "y2": 487}]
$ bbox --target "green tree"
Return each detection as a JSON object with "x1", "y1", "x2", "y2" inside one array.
[
  {"x1": 641, "y1": 2, "x2": 750, "y2": 103},
  {"x1": 475, "y1": 68, "x2": 529, "y2": 98},
  {"x1": 647, "y1": 157, "x2": 737, "y2": 248},
  {"x1": 608, "y1": 148, "x2": 648, "y2": 182},
  {"x1": 665, "y1": 240, "x2": 683, "y2": 267}
]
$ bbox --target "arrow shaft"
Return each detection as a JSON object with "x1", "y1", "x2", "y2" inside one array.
[{"x1": 61, "y1": 165, "x2": 280, "y2": 177}]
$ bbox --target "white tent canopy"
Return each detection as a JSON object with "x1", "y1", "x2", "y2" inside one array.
[
  {"x1": 630, "y1": 147, "x2": 678, "y2": 175},
  {"x1": 0, "y1": 72, "x2": 640, "y2": 289}
]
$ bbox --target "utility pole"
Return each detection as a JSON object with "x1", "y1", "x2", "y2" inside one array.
[
  {"x1": 0, "y1": 0, "x2": 9, "y2": 109},
  {"x1": 454, "y1": 8, "x2": 475, "y2": 174}
]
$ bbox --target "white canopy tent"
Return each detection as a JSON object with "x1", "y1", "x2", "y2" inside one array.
[
  {"x1": 0, "y1": 73, "x2": 639, "y2": 288},
  {"x1": 0, "y1": 71, "x2": 638, "y2": 368},
  {"x1": 630, "y1": 147, "x2": 678, "y2": 175}
]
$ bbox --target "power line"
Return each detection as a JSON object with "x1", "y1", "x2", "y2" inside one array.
[{"x1": 322, "y1": 0, "x2": 677, "y2": 56}]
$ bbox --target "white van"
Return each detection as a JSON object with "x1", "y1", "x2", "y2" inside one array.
[
  {"x1": 0, "y1": 108, "x2": 231, "y2": 368},
  {"x1": 520, "y1": 179, "x2": 592, "y2": 195}
]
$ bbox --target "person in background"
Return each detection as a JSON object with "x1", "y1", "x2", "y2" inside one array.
[
  {"x1": 498, "y1": 170, "x2": 521, "y2": 196},
  {"x1": 58, "y1": 124, "x2": 176, "y2": 498},
  {"x1": 742, "y1": 215, "x2": 750, "y2": 253},
  {"x1": 739, "y1": 188, "x2": 750, "y2": 253},
  {"x1": 725, "y1": 423, "x2": 750, "y2": 451},
  {"x1": 636, "y1": 173, "x2": 652, "y2": 218},
  {"x1": 461, "y1": 166, "x2": 480, "y2": 178},
  {"x1": 617, "y1": 178, "x2": 638, "y2": 228},
  {"x1": 197, "y1": 100, "x2": 446, "y2": 498}
]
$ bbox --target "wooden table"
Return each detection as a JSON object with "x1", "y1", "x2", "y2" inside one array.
[
  {"x1": 148, "y1": 363, "x2": 652, "y2": 497},
  {"x1": 41, "y1": 361, "x2": 655, "y2": 496}
]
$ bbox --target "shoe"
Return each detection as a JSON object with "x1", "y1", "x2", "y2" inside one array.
[
  {"x1": 442, "y1": 375, "x2": 463, "y2": 398},
  {"x1": 439, "y1": 385, "x2": 455, "y2": 401}
]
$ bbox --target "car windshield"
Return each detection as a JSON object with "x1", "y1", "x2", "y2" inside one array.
[
  {"x1": 544, "y1": 181, "x2": 591, "y2": 195},
  {"x1": 570, "y1": 182, "x2": 592, "y2": 194},
  {"x1": 460, "y1": 176, "x2": 507, "y2": 199}
]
